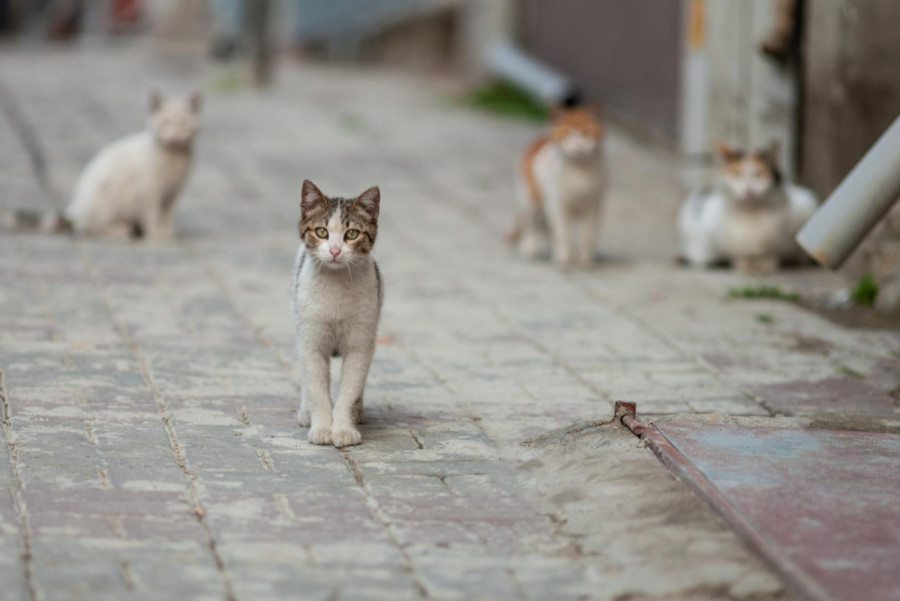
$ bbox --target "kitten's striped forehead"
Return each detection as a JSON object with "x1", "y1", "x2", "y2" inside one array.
[{"x1": 298, "y1": 192, "x2": 379, "y2": 253}]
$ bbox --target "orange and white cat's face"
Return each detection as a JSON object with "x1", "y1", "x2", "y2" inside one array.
[
  {"x1": 149, "y1": 91, "x2": 202, "y2": 150},
  {"x1": 716, "y1": 142, "x2": 782, "y2": 203},
  {"x1": 549, "y1": 108, "x2": 603, "y2": 159}
]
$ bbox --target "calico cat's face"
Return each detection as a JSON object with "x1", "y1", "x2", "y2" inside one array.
[
  {"x1": 149, "y1": 91, "x2": 202, "y2": 150},
  {"x1": 550, "y1": 108, "x2": 603, "y2": 159},
  {"x1": 299, "y1": 180, "x2": 380, "y2": 270},
  {"x1": 716, "y1": 142, "x2": 782, "y2": 203}
]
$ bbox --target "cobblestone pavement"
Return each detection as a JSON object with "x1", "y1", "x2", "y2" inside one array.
[{"x1": 0, "y1": 46, "x2": 898, "y2": 601}]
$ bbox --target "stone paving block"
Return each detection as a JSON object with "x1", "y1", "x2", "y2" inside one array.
[
  {"x1": 30, "y1": 540, "x2": 227, "y2": 601},
  {"x1": 0, "y1": 536, "x2": 27, "y2": 601},
  {"x1": 6, "y1": 385, "x2": 158, "y2": 422}
]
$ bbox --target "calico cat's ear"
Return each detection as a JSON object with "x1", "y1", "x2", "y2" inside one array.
[
  {"x1": 714, "y1": 142, "x2": 742, "y2": 163},
  {"x1": 189, "y1": 91, "x2": 203, "y2": 114},
  {"x1": 149, "y1": 90, "x2": 164, "y2": 113},
  {"x1": 301, "y1": 180, "x2": 325, "y2": 214},
  {"x1": 356, "y1": 186, "x2": 381, "y2": 219}
]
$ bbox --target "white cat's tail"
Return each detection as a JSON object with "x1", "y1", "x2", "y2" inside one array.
[{"x1": 0, "y1": 206, "x2": 73, "y2": 234}]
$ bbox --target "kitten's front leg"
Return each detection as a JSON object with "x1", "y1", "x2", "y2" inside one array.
[
  {"x1": 302, "y1": 352, "x2": 333, "y2": 445},
  {"x1": 331, "y1": 348, "x2": 374, "y2": 448}
]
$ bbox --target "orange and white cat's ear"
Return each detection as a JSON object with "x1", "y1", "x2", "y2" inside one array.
[
  {"x1": 356, "y1": 186, "x2": 381, "y2": 219},
  {"x1": 189, "y1": 91, "x2": 203, "y2": 114},
  {"x1": 148, "y1": 90, "x2": 164, "y2": 113},
  {"x1": 301, "y1": 180, "x2": 325, "y2": 213},
  {"x1": 714, "y1": 142, "x2": 741, "y2": 163}
]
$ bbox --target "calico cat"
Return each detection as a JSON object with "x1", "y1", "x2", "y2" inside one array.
[
  {"x1": 291, "y1": 180, "x2": 383, "y2": 447},
  {"x1": 1, "y1": 91, "x2": 201, "y2": 239},
  {"x1": 679, "y1": 142, "x2": 818, "y2": 272},
  {"x1": 507, "y1": 107, "x2": 605, "y2": 267}
]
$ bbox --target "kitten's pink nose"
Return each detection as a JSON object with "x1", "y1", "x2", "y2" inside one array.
[{"x1": 329, "y1": 247, "x2": 341, "y2": 259}]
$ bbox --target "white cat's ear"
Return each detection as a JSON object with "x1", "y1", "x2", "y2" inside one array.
[
  {"x1": 189, "y1": 92, "x2": 203, "y2": 114},
  {"x1": 301, "y1": 180, "x2": 325, "y2": 213},
  {"x1": 149, "y1": 90, "x2": 164, "y2": 114},
  {"x1": 715, "y1": 142, "x2": 741, "y2": 163},
  {"x1": 356, "y1": 186, "x2": 381, "y2": 219}
]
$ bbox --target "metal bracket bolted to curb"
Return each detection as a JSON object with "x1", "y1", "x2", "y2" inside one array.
[{"x1": 614, "y1": 400, "x2": 649, "y2": 436}]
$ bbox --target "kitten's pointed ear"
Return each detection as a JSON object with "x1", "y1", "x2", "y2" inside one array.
[
  {"x1": 715, "y1": 142, "x2": 740, "y2": 163},
  {"x1": 356, "y1": 186, "x2": 381, "y2": 219},
  {"x1": 189, "y1": 91, "x2": 203, "y2": 114},
  {"x1": 149, "y1": 90, "x2": 164, "y2": 114},
  {"x1": 301, "y1": 180, "x2": 325, "y2": 214}
]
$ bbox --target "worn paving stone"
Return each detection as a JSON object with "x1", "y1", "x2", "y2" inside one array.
[{"x1": 0, "y1": 46, "x2": 897, "y2": 600}]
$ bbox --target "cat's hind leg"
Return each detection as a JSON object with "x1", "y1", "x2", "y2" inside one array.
[
  {"x1": 518, "y1": 205, "x2": 549, "y2": 259},
  {"x1": 297, "y1": 382, "x2": 311, "y2": 427},
  {"x1": 351, "y1": 395, "x2": 365, "y2": 425}
]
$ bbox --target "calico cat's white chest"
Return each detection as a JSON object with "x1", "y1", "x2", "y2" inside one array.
[
  {"x1": 536, "y1": 148, "x2": 604, "y2": 210},
  {"x1": 719, "y1": 207, "x2": 787, "y2": 258}
]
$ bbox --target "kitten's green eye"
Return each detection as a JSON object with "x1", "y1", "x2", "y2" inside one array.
[
  {"x1": 315, "y1": 227, "x2": 328, "y2": 239},
  {"x1": 345, "y1": 229, "x2": 360, "y2": 240}
]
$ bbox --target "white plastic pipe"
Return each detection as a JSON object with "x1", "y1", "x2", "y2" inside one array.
[
  {"x1": 486, "y1": 40, "x2": 578, "y2": 106},
  {"x1": 797, "y1": 114, "x2": 900, "y2": 269}
]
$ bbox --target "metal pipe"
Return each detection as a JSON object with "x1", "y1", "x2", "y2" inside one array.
[
  {"x1": 486, "y1": 40, "x2": 580, "y2": 106},
  {"x1": 796, "y1": 114, "x2": 900, "y2": 269}
]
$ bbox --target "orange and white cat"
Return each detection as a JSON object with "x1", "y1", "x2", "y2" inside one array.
[
  {"x1": 507, "y1": 107, "x2": 606, "y2": 267},
  {"x1": 679, "y1": 142, "x2": 818, "y2": 272}
]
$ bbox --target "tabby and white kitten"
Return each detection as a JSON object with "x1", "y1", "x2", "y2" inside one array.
[
  {"x1": 507, "y1": 107, "x2": 606, "y2": 267},
  {"x1": 679, "y1": 142, "x2": 818, "y2": 272},
  {"x1": 291, "y1": 180, "x2": 383, "y2": 447},
  {"x1": 4, "y1": 91, "x2": 202, "y2": 239}
]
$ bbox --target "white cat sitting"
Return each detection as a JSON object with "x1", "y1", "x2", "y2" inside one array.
[
  {"x1": 679, "y1": 142, "x2": 818, "y2": 273},
  {"x1": 63, "y1": 91, "x2": 201, "y2": 240}
]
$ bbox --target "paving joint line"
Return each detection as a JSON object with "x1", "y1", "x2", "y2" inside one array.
[
  {"x1": 77, "y1": 244, "x2": 239, "y2": 601},
  {"x1": 340, "y1": 449, "x2": 431, "y2": 599},
  {"x1": 191, "y1": 243, "x2": 436, "y2": 597},
  {"x1": 0, "y1": 370, "x2": 38, "y2": 601},
  {"x1": 572, "y1": 278, "x2": 779, "y2": 417}
]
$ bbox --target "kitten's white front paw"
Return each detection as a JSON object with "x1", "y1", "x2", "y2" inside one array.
[
  {"x1": 332, "y1": 427, "x2": 362, "y2": 448},
  {"x1": 308, "y1": 426, "x2": 332, "y2": 445},
  {"x1": 297, "y1": 407, "x2": 311, "y2": 427}
]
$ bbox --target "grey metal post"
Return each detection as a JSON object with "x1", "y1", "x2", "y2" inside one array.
[{"x1": 796, "y1": 114, "x2": 900, "y2": 269}]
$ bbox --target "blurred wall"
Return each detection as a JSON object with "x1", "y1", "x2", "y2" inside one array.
[{"x1": 517, "y1": 0, "x2": 683, "y2": 143}]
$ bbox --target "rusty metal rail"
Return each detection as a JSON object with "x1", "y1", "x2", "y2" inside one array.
[{"x1": 614, "y1": 401, "x2": 844, "y2": 601}]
